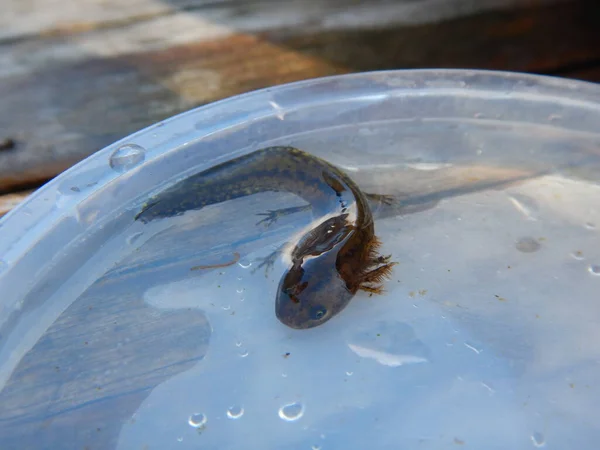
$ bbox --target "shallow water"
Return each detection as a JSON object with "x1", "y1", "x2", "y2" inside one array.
[{"x1": 1, "y1": 117, "x2": 600, "y2": 449}]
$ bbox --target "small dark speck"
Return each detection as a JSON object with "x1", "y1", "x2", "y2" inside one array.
[
  {"x1": 96, "y1": 428, "x2": 101, "y2": 432},
  {"x1": 494, "y1": 294, "x2": 507, "y2": 302},
  {"x1": 454, "y1": 438, "x2": 465, "y2": 445},
  {"x1": 283, "y1": 352, "x2": 291, "y2": 358},
  {"x1": 569, "y1": 383, "x2": 575, "y2": 389},
  {"x1": 70, "y1": 186, "x2": 81, "y2": 193},
  {"x1": 88, "y1": 306, "x2": 93, "y2": 310},
  {"x1": 0, "y1": 138, "x2": 16, "y2": 151},
  {"x1": 54, "y1": 366, "x2": 60, "y2": 372},
  {"x1": 376, "y1": 333, "x2": 381, "y2": 337},
  {"x1": 84, "y1": 341, "x2": 89, "y2": 345}
]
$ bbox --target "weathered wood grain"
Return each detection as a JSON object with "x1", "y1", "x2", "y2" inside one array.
[
  {"x1": 0, "y1": 32, "x2": 347, "y2": 193},
  {"x1": 271, "y1": 0, "x2": 600, "y2": 75},
  {"x1": 0, "y1": 190, "x2": 30, "y2": 218},
  {"x1": 0, "y1": 283, "x2": 210, "y2": 450},
  {"x1": 1, "y1": 0, "x2": 566, "y2": 42},
  {"x1": 1, "y1": 0, "x2": 598, "y2": 197}
]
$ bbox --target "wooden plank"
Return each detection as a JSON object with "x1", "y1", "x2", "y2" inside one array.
[
  {"x1": 0, "y1": 0, "x2": 597, "y2": 195},
  {"x1": 0, "y1": 0, "x2": 566, "y2": 42},
  {"x1": 0, "y1": 284, "x2": 210, "y2": 450},
  {"x1": 0, "y1": 31, "x2": 348, "y2": 193},
  {"x1": 0, "y1": 190, "x2": 30, "y2": 218},
  {"x1": 549, "y1": 62, "x2": 600, "y2": 83},
  {"x1": 270, "y1": 0, "x2": 600, "y2": 74}
]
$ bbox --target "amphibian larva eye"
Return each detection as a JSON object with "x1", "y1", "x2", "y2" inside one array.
[{"x1": 311, "y1": 306, "x2": 327, "y2": 320}]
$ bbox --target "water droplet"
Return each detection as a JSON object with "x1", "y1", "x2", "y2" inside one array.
[
  {"x1": 311, "y1": 446, "x2": 322, "y2": 450},
  {"x1": 222, "y1": 305, "x2": 231, "y2": 310},
  {"x1": 239, "y1": 349, "x2": 249, "y2": 358},
  {"x1": 238, "y1": 260, "x2": 252, "y2": 269},
  {"x1": 177, "y1": 437, "x2": 183, "y2": 442},
  {"x1": 515, "y1": 237, "x2": 541, "y2": 253},
  {"x1": 109, "y1": 144, "x2": 146, "y2": 172},
  {"x1": 188, "y1": 413, "x2": 207, "y2": 429},
  {"x1": 345, "y1": 371, "x2": 353, "y2": 376},
  {"x1": 126, "y1": 231, "x2": 144, "y2": 246},
  {"x1": 282, "y1": 372, "x2": 288, "y2": 378},
  {"x1": 464, "y1": 342, "x2": 482, "y2": 354},
  {"x1": 236, "y1": 288, "x2": 244, "y2": 293},
  {"x1": 571, "y1": 250, "x2": 584, "y2": 260},
  {"x1": 585, "y1": 222, "x2": 596, "y2": 230},
  {"x1": 235, "y1": 341, "x2": 242, "y2": 347},
  {"x1": 530, "y1": 431, "x2": 545, "y2": 447},
  {"x1": 278, "y1": 402, "x2": 305, "y2": 421},
  {"x1": 268, "y1": 100, "x2": 286, "y2": 120},
  {"x1": 226, "y1": 405, "x2": 244, "y2": 419},
  {"x1": 508, "y1": 193, "x2": 539, "y2": 220},
  {"x1": 588, "y1": 265, "x2": 600, "y2": 276},
  {"x1": 481, "y1": 382, "x2": 495, "y2": 394}
]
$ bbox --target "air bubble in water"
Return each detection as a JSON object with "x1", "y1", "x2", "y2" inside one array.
[
  {"x1": 515, "y1": 237, "x2": 541, "y2": 253},
  {"x1": 126, "y1": 232, "x2": 144, "y2": 246},
  {"x1": 188, "y1": 413, "x2": 207, "y2": 429},
  {"x1": 278, "y1": 402, "x2": 304, "y2": 421},
  {"x1": 588, "y1": 265, "x2": 600, "y2": 276},
  {"x1": 226, "y1": 405, "x2": 244, "y2": 419},
  {"x1": 109, "y1": 144, "x2": 146, "y2": 172},
  {"x1": 530, "y1": 431, "x2": 545, "y2": 447},
  {"x1": 464, "y1": 342, "x2": 482, "y2": 354},
  {"x1": 238, "y1": 259, "x2": 252, "y2": 269},
  {"x1": 507, "y1": 193, "x2": 539, "y2": 220}
]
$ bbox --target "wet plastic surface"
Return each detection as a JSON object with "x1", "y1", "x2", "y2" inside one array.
[{"x1": 1, "y1": 70, "x2": 600, "y2": 449}]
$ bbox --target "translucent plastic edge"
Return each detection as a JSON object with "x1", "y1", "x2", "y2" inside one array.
[{"x1": 0, "y1": 69, "x2": 598, "y2": 262}]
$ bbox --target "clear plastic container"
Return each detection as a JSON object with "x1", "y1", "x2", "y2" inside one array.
[{"x1": 1, "y1": 70, "x2": 599, "y2": 450}]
